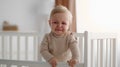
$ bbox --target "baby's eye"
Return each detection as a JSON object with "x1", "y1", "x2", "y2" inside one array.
[
  {"x1": 52, "y1": 22, "x2": 57, "y2": 24},
  {"x1": 62, "y1": 22, "x2": 66, "y2": 25}
]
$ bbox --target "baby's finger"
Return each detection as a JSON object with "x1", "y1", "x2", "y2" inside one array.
[
  {"x1": 52, "y1": 63, "x2": 56, "y2": 67},
  {"x1": 68, "y1": 61, "x2": 75, "y2": 67},
  {"x1": 67, "y1": 61, "x2": 71, "y2": 66}
]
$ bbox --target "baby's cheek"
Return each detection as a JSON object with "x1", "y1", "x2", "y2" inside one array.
[
  {"x1": 65, "y1": 27, "x2": 69, "y2": 31},
  {"x1": 64, "y1": 29, "x2": 68, "y2": 32}
]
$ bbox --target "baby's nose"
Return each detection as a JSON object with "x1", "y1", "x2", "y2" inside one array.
[{"x1": 57, "y1": 23, "x2": 62, "y2": 27}]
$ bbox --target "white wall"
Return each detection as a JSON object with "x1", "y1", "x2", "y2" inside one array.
[
  {"x1": 0, "y1": 0, "x2": 54, "y2": 33},
  {"x1": 76, "y1": 0, "x2": 120, "y2": 33}
]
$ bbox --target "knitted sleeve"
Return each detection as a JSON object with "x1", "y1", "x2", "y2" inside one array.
[
  {"x1": 69, "y1": 33, "x2": 80, "y2": 63},
  {"x1": 40, "y1": 34, "x2": 54, "y2": 62}
]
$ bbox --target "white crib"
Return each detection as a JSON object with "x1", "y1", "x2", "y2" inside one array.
[{"x1": 0, "y1": 31, "x2": 117, "y2": 67}]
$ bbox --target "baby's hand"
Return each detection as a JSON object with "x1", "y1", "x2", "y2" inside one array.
[
  {"x1": 67, "y1": 59, "x2": 76, "y2": 67},
  {"x1": 49, "y1": 57, "x2": 57, "y2": 67}
]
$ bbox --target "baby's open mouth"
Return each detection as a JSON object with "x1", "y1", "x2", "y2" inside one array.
[{"x1": 55, "y1": 29, "x2": 63, "y2": 31}]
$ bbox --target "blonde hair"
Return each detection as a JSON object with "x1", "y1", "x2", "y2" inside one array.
[{"x1": 50, "y1": 5, "x2": 73, "y2": 23}]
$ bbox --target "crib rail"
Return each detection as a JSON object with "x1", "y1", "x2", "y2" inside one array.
[
  {"x1": 0, "y1": 59, "x2": 83, "y2": 67},
  {"x1": 0, "y1": 31, "x2": 40, "y2": 61}
]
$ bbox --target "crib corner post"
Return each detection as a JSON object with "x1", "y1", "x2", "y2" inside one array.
[{"x1": 84, "y1": 31, "x2": 88, "y2": 67}]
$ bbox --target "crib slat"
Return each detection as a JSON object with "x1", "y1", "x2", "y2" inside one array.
[
  {"x1": 97, "y1": 39, "x2": 99, "y2": 67},
  {"x1": 36, "y1": 36, "x2": 40, "y2": 61},
  {"x1": 17, "y1": 36, "x2": 20, "y2": 60},
  {"x1": 105, "y1": 39, "x2": 107, "y2": 67},
  {"x1": 100, "y1": 39, "x2": 103, "y2": 67},
  {"x1": 91, "y1": 40, "x2": 93, "y2": 67},
  {"x1": 110, "y1": 39, "x2": 112, "y2": 67},
  {"x1": 2, "y1": 36, "x2": 4, "y2": 59},
  {"x1": 9, "y1": 36, "x2": 12, "y2": 59},
  {"x1": 103, "y1": 39, "x2": 106, "y2": 67},
  {"x1": 106, "y1": 39, "x2": 108, "y2": 67},
  {"x1": 34, "y1": 36, "x2": 38, "y2": 61},
  {"x1": 84, "y1": 31, "x2": 88, "y2": 67},
  {"x1": 79, "y1": 37, "x2": 83, "y2": 63},
  {"x1": 33, "y1": 36, "x2": 36, "y2": 60},
  {"x1": 110, "y1": 38, "x2": 116, "y2": 67},
  {"x1": 107, "y1": 39, "x2": 111, "y2": 67},
  {"x1": 25, "y1": 36, "x2": 28, "y2": 60},
  {"x1": 113, "y1": 39, "x2": 116, "y2": 67}
]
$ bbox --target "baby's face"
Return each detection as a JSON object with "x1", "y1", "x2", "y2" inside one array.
[{"x1": 49, "y1": 13, "x2": 71, "y2": 36}]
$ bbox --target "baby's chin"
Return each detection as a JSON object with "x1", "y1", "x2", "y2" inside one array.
[
  {"x1": 55, "y1": 33, "x2": 64, "y2": 36},
  {"x1": 54, "y1": 32, "x2": 66, "y2": 36}
]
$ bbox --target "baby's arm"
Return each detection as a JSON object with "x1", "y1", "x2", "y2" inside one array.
[
  {"x1": 68, "y1": 33, "x2": 80, "y2": 67},
  {"x1": 40, "y1": 34, "x2": 57, "y2": 67},
  {"x1": 40, "y1": 34, "x2": 54, "y2": 61}
]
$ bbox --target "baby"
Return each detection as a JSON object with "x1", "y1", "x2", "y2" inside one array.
[{"x1": 40, "y1": 5, "x2": 80, "y2": 67}]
